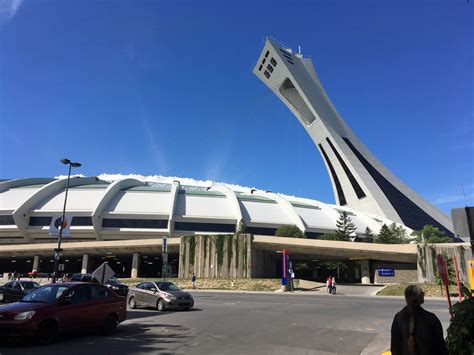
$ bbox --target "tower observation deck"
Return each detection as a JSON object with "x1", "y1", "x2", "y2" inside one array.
[{"x1": 253, "y1": 38, "x2": 453, "y2": 236}]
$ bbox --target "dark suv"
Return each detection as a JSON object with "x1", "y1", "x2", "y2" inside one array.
[{"x1": 70, "y1": 274, "x2": 128, "y2": 297}]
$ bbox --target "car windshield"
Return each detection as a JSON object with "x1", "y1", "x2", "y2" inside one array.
[
  {"x1": 107, "y1": 277, "x2": 120, "y2": 284},
  {"x1": 21, "y1": 282, "x2": 40, "y2": 290},
  {"x1": 157, "y1": 282, "x2": 181, "y2": 291},
  {"x1": 21, "y1": 284, "x2": 69, "y2": 303}
]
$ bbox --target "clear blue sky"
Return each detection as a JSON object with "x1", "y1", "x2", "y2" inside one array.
[{"x1": 0, "y1": 0, "x2": 472, "y2": 213}]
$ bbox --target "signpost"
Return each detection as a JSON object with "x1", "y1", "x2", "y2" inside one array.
[
  {"x1": 437, "y1": 254, "x2": 452, "y2": 317},
  {"x1": 452, "y1": 255, "x2": 462, "y2": 302},
  {"x1": 469, "y1": 259, "x2": 474, "y2": 297},
  {"x1": 162, "y1": 235, "x2": 168, "y2": 281},
  {"x1": 92, "y1": 262, "x2": 115, "y2": 285}
]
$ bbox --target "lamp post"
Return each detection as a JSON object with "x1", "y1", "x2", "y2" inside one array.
[{"x1": 52, "y1": 159, "x2": 81, "y2": 283}]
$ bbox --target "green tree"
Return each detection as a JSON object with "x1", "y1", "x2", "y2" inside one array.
[
  {"x1": 375, "y1": 224, "x2": 404, "y2": 244},
  {"x1": 411, "y1": 224, "x2": 452, "y2": 244},
  {"x1": 335, "y1": 212, "x2": 357, "y2": 241},
  {"x1": 275, "y1": 225, "x2": 305, "y2": 238},
  {"x1": 364, "y1": 227, "x2": 374, "y2": 241},
  {"x1": 389, "y1": 223, "x2": 408, "y2": 242}
]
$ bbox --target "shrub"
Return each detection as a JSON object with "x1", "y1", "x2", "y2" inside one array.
[
  {"x1": 275, "y1": 225, "x2": 305, "y2": 238},
  {"x1": 446, "y1": 297, "x2": 474, "y2": 355}
]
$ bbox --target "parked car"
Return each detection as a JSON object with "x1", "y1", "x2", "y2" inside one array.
[
  {"x1": 128, "y1": 281, "x2": 194, "y2": 311},
  {"x1": 0, "y1": 282, "x2": 127, "y2": 344},
  {"x1": 69, "y1": 274, "x2": 129, "y2": 297},
  {"x1": 0, "y1": 280, "x2": 41, "y2": 303}
]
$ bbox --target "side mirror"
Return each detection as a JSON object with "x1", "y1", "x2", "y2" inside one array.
[{"x1": 150, "y1": 288, "x2": 157, "y2": 292}]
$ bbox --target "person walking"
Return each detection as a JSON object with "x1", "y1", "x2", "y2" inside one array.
[
  {"x1": 191, "y1": 273, "x2": 196, "y2": 289},
  {"x1": 390, "y1": 285, "x2": 448, "y2": 355},
  {"x1": 326, "y1": 276, "x2": 332, "y2": 293},
  {"x1": 331, "y1": 276, "x2": 336, "y2": 294}
]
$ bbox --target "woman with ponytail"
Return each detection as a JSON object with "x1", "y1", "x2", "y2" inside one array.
[{"x1": 390, "y1": 285, "x2": 448, "y2": 355}]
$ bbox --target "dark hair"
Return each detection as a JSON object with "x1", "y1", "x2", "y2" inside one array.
[{"x1": 404, "y1": 285, "x2": 424, "y2": 354}]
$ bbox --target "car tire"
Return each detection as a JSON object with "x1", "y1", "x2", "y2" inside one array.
[
  {"x1": 102, "y1": 314, "x2": 118, "y2": 335},
  {"x1": 36, "y1": 320, "x2": 58, "y2": 345},
  {"x1": 157, "y1": 299, "x2": 166, "y2": 312},
  {"x1": 128, "y1": 296, "x2": 137, "y2": 309}
]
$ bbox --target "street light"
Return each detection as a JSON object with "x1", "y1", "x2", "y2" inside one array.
[{"x1": 52, "y1": 158, "x2": 81, "y2": 283}]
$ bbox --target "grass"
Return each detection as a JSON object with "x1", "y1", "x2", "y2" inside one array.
[
  {"x1": 377, "y1": 283, "x2": 463, "y2": 297},
  {"x1": 119, "y1": 278, "x2": 282, "y2": 292}
]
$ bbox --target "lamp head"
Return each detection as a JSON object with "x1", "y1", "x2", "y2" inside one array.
[
  {"x1": 71, "y1": 162, "x2": 81, "y2": 168},
  {"x1": 60, "y1": 159, "x2": 71, "y2": 165}
]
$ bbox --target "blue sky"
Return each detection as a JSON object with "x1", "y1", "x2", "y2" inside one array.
[{"x1": 0, "y1": 0, "x2": 472, "y2": 213}]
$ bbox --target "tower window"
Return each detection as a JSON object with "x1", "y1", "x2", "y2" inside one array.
[
  {"x1": 264, "y1": 70, "x2": 270, "y2": 79},
  {"x1": 265, "y1": 50, "x2": 269, "y2": 58},
  {"x1": 262, "y1": 58, "x2": 266, "y2": 64},
  {"x1": 267, "y1": 64, "x2": 274, "y2": 73},
  {"x1": 258, "y1": 64, "x2": 263, "y2": 71},
  {"x1": 270, "y1": 58, "x2": 277, "y2": 66}
]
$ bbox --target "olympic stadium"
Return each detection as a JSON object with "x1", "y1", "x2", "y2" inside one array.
[{"x1": 0, "y1": 38, "x2": 463, "y2": 284}]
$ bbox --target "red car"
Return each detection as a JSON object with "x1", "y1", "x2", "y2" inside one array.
[{"x1": 0, "y1": 282, "x2": 127, "y2": 344}]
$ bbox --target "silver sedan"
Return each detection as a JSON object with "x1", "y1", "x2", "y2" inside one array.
[{"x1": 127, "y1": 281, "x2": 194, "y2": 311}]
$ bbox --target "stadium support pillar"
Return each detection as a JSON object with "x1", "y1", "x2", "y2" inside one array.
[
  {"x1": 32, "y1": 255, "x2": 40, "y2": 273},
  {"x1": 131, "y1": 252, "x2": 140, "y2": 278},
  {"x1": 360, "y1": 259, "x2": 371, "y2": 284},
  {"x1": 81, "y1": 254, "x2": 89, "y2": 274}
]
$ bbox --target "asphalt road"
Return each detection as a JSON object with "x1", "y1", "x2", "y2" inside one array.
[{"x1": 0, "y1": 292, "x2": 451, "y2": 355}]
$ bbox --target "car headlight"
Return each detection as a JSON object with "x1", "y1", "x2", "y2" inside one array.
[
  {"x1": 164, "y1": 293, "x2": 176, "y2": 301},
  {"x1": 14, "y1": 311, "x2": 36, "y2": 320}
]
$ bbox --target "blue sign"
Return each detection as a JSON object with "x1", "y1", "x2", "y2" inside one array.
[{"x1": 378, "y1": 268, "x2": 395, "y2": 277}]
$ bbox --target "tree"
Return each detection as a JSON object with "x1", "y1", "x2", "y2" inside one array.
[
  {"x1": 275, "y1": 225, "x2": 305, "y2": 238},
  {"x1": 411, "y1": 225, "x2": 452, "y2": 244},
  {"x1": 375, "y1": 224, "x2": 404, "y2": 244},
  {"x1": 389, "y1": 223, "x2": 408, "y2": 242},
  {"x1": 335, "y1": 212, "x2": 357, "y2": 241},
  {"x1": 364, "y1": 227, "x2": 374, "y2": 241}
]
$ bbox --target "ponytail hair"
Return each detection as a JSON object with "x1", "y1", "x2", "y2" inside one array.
[{"x1": 404, "y1": 285, "x2": 424, "y2": 354}]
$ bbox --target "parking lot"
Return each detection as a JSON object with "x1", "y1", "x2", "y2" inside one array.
[{"x1": 0, "y1": 291, "x2": 451, "y2": 355}]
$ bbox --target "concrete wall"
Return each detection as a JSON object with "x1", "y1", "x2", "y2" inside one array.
[
  {"x1": 417, "y1": 243, "x2": 472, "y2": 284},
  {"x1": 178, "y1": 234, "x2": 252, "y2": 279},
  {"x1": 251, "y1": 248, "x2": 278, "y2": 278}
]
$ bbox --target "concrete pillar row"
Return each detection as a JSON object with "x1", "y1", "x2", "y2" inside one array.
[
  {"x1": 32, "y1": 255, "x2": 40, "y2": 273},
  {"x1": 131, "y1": 252, "x2": 140, "y2": 278},
  {"x1": 360, "y1": 259, "x2": 371, "y2": 284},
  {"x1": 81, "y1": 254, "x2": 89, "y2": 274}
]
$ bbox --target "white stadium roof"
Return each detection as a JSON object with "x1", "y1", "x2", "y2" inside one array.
[{"x1": 0, "y1": 175, "x2": 410, "y2": 244}]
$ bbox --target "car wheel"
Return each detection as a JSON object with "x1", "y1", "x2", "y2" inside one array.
[
  {"x1": 128, "y1": 296, "x2": 137, "y2": 309},
  {"x1": 157, "y1": 299, "x2": 166, "y2": 312},
  {"x1": 36, "y1": 320, "x2": 58, "y2": 345},
  {"x1": 102, "y1": 314, "x2": 118, "y2": 335}
]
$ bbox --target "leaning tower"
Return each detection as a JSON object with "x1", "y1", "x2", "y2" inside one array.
[{"x1": 253, "y1": 38, "x2": 453, "y2": 236}]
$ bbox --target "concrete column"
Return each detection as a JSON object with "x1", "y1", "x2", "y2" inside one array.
[
  {"x1": 81, "y1": 254, "x2": 89, "y2": 274},
  {"x1": 360, "y1": 259, "x2": 370, "y2": 284},
  {"x1": 131, "y1": 252, "x2": 140, "y2": 278},
  {"x1": 32, "y1": 256, "x2": 40, "y2": 273}
]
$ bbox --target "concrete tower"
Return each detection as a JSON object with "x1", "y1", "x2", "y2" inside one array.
[{"x1": 253, "y1": 38, "x2": 453, "y2": 236}]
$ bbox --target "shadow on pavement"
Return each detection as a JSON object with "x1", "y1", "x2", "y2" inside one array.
[{"x1": 0, "y1": 322, "x2": 195, "y2": 354}]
